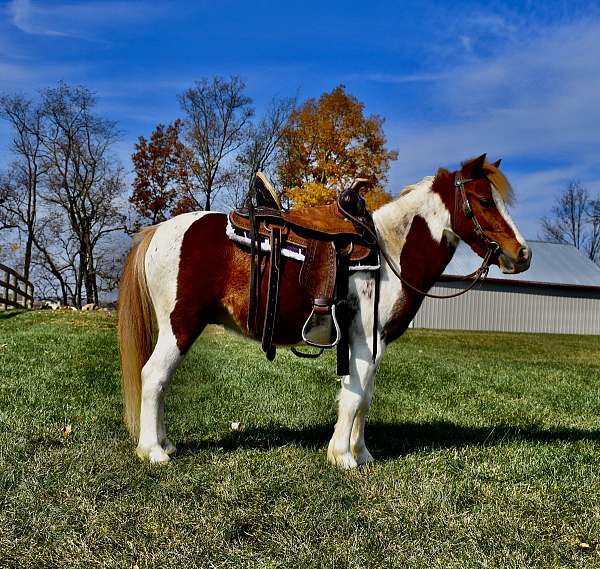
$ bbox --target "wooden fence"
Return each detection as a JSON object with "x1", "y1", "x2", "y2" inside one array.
[{"x1": 0, "y1": 263, "x2": 34, "y2": 310}]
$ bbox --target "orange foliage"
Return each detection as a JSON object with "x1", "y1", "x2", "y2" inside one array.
[
  {"x1": 279, "y1": 85, "x2": 397, "y2": 210},
  {"x1": 285, "y1": 182, "x2": 336, "y2": 208},
  {"x1": 363, "y1": 187, "x2": 392, "y2": 211},
  {"x1": 286, "y1": 182, "x2": 392, "y2": 212}
]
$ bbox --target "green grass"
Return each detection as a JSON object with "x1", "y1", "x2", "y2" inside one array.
[{"x1": 1, "y1": 310, "x2": 600, "y2": 568}]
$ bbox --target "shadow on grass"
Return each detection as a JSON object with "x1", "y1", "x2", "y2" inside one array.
[
  {"x1": 0, "y1": 309, "x2": 26, "y2": 320},
  {"x1": 177, "y1": 420, "x2": 600, "y2": 460}
]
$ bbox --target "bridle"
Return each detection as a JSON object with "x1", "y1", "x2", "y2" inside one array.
[
  {"x1": 453, "y1": 173, "x2": 500, "y2": 261},
  {"x1": 340, "y1": 173, "x2": 501, "y2": 300}
]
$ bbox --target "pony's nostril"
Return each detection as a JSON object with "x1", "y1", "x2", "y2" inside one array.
[{"x1": 518, "y1": 246, "x2": 530, "y2": 262}]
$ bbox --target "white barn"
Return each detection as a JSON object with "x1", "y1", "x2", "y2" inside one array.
[{"x1": 413, "y1": 241, "x2": 600, "y2": 335}]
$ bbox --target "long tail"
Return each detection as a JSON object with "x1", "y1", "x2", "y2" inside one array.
[{"x1": 117, "y1": 226, "x2": 158, "y2": 438}]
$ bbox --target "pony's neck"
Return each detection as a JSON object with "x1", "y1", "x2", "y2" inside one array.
[
  {"x1": 373, "y1": 174, "x2": 456, "y2": 259},
  {"x1": 373, "y1": 172, "x2": 459, "y2": 343}
]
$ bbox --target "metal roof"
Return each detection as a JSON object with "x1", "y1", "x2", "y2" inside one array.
[{"x1": 443, "y1": 240, "x2": 600, "y2": 288}]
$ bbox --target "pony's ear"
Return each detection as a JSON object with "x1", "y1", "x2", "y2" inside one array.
[
  {"x1": 472, "y1": 153, "x2": 487, "y2": 172},
  {"x1": 492, "y1": 158, "x2": 502, "y2": 168},
  {"x1": 462, "y1": 153, "x2": 487, "y2": 178}
]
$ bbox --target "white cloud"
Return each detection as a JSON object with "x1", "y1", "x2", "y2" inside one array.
[
  {"x1": 348, "y1": 72, "x2": 446, "y2": 84},
  {"x1": 382, "y1": 18, "x2": 600, "y2": 238},
  {"x1": 9, "y1": 0, "x2": 66, "y2": 36},
  {"x1": 7, "y1": 0, "x2": 167, "y2": 40}
]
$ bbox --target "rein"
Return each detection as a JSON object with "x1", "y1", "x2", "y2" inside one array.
[{"x1": 338, "y1": 174, "x2": 500, "y2": 300}]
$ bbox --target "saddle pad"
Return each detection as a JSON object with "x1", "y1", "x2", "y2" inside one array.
[
  {"x1": 229, "y1": 211, "x2": 374, "y2": 262},
  {"x1": 226, "y1": 219, "x2": 380, "y2": 271}
]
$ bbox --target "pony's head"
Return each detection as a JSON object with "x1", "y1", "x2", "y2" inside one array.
[{"x1": 447, "y1": 154, "x2": 530, "y2": 274}]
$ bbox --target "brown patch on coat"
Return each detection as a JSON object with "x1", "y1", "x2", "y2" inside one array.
[
  {"x1": 382, "y1": 215, "x2": 455, "y2": 343},
  {"x1": 170, "y1": 213, "x2": 313, "y2": 353}
]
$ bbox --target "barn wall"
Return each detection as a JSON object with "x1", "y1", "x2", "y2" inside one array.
[{"x1": 412, "y1": 282, "x2": 600, "y2": 334}]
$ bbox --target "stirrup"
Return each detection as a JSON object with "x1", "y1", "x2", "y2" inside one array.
[
  {"x1": 291, "y1": 346, "x2": 325, "y2": 359},
  {"x1": 301, "y1": 301, "x2": 341, "y2": 349}
]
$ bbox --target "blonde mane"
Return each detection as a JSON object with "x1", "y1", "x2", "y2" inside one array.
[{"x1": 483, "y1": 161, "x2": 514, "y2": 205}]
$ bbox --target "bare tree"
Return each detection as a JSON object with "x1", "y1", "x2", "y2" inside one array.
[
  {"x1": 587, "y1": 199, "x2": 600, "y2": 262},
  {"x1": 0, "y1": 84, "x2": 127, "y2": 305},
  {"x1": 238, "y1": 98, "x2": 295, "y2": 181},
  {"x1": 0, "y1": 94, "x2": 45, "y2": 282},
  {"x1": 31, "y1": 210, "x2": 77, "y2": 305},
  {"x1": 39, "y1": 83, "x2": 126, "y2": 306},
  {"x1": 541, "y1": 181, "x2": 600, "y2": 263},
  {"x1": 222, "y1": 97, "x2": 295, "y2": 209},
  {"x1": 178, "y1": 76, "x2": 254, "y2": 210}
]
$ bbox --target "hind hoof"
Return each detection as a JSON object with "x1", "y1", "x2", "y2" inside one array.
[{"x1": 163, "y1": 438, "x2": 177, "y2": 456}]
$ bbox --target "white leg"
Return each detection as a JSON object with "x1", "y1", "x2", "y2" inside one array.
[
  {"x1": 157, "y1": 394, "x2": 176, "y2": 455},
  {"x1": 137, "y1": 332, "x2": 181, "y2": 464},
  {"x1": 350, "y1": 400, "x2": 374, "y2": 465},
  {"x1": 328, "y1": 334, "x2": 384, "y2": 469}
]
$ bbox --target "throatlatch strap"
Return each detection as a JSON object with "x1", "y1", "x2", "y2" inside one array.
[{"x1": 261, "y1": 226, "x2": 282, "y2": 361}]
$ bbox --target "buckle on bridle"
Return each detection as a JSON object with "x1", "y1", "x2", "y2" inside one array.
[
  {"x1": 455, "y1": 174, "x2": 475, "y2": 219},
  {"x1": 455, "y1": 175, "x2": 474, "y2": 188}
]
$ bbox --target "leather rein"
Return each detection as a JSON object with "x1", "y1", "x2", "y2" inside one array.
[{"x1": 340, "y1": 173, "x2": 500, "y2": 300}]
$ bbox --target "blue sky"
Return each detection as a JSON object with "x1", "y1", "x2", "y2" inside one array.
[{"x1": 1, "y1": 0, "x2": 600, "y2": 238}]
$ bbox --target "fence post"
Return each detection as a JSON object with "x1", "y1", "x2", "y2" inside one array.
[
  {"x1": 3, "y1": 269, "x2": 8, "y2": 310},
  {"x1": 12, "y1": 273, "x2": 18, "y2": 307},
  {"x1": 0, "y1": 265, "x2": 34, "y2": 310}
]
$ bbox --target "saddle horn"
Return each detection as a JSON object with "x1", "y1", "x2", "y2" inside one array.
[
  {"x1": 350, "y1": 178, "x2": 371, "y2": 193},
  {"x1": 338, "y1": 177, "x2": 371, "y2": 218}
]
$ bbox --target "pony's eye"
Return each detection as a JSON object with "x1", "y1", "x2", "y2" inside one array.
[{"x1": 479, "y1": 198, "x2": 494, "y2": 208}]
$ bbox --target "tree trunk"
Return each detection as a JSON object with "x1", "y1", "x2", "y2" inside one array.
[
  {"x1": 61, "y1": 284, "x2": 68, "y2": 307},
  {"x1": 23, "y1": 232, "x2": 33, "y2": 284},
  {"x1": 76, "y1": 251, "x2": 86, "y2": 308},
  {"x1": 85, "y1": 262, "x2": 97, "y2": 305},
  {"x1": 84, "y1": 238, "x2": 97, "y2": 305}
]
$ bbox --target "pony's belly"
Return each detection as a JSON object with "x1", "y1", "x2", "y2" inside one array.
[{"x1": 221, "y1": 254, "x2": 313, "y2": 346}]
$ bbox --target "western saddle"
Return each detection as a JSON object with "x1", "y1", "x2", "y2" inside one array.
[{"x1": 228, "y1": 172, "x2": 380, "y2": 375}]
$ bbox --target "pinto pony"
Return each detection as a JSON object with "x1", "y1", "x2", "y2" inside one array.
[{"x1": 118, "y1": 154, "x2": 531, "y2": 468}]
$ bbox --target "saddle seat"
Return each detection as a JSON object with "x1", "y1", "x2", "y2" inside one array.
[{"x1": 228, "y1": 172, "x2": 379, "y2": 374}]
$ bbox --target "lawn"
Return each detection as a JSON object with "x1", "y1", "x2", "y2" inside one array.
[{"x1": 1, "y1": 310, "x2": 600, "y2": 568}]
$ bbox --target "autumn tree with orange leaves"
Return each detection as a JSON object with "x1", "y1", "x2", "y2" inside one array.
[
  {"x1": 278, "y1": 85, "x2": 398, "y2": 210},
  {"x1": 130, "y1": 120, "x2": 195, "y2": 225}
]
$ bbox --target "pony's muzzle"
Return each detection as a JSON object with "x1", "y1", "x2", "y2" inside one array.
[{"x1": 498, "y1": 245, "x2": 532, "y2": 274}]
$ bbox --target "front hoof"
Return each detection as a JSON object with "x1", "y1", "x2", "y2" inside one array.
[
  {"x1": 354, "y1": 449, "x2": 374, "y2": 466},
  {"x1": 162, "y1": 438, "x2": 177, "y2": 456},
  {"x1": 327, "y1": 449, "x2": 358, "y2": 469},
  {"x1": 136, "y1": 445, "x2": 171, "y2": 464}
]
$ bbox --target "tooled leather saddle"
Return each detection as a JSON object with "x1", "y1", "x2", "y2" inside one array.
[{"x1": 228, "y1": 172, "x2": 380, "y2": 375}]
